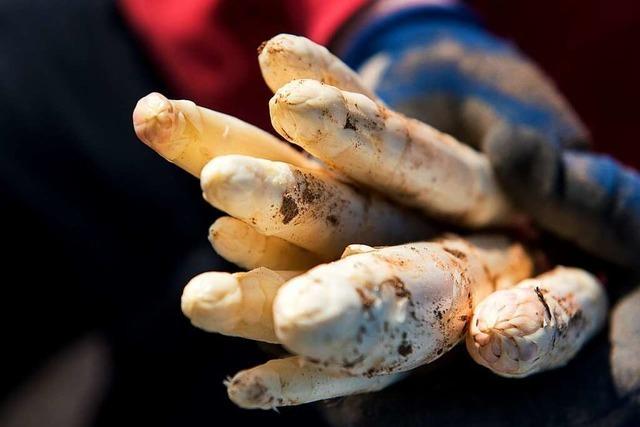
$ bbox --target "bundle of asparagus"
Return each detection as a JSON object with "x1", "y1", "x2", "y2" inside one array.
[{"x1": 133, "y1": 34, "x2": 608, "y2": 410}]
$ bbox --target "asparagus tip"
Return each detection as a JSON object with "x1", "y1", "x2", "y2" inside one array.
[
  {"x1": 181, "y1": 272, "x2": 242, "y2": 331},
  {"x1": 133, "y1": 92, "x2": 176, "y2": 150},
  {"x1": 226, "y1": 368, "x2": 280, "y2": 410},
  {"x1": 468, "y1": 288, "x2": 546, "y2": 374}
]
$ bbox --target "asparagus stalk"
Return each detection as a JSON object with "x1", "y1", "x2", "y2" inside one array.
[
  {"x1": 200, "y1": 155, "x2": 436, "y2": 259},
  {"x1": 209, "y1": 216, "x2": 324, "y2": 270},
  {"x1": 181, "y1": 268, "x2": 300, "y2": 343},
  {"x1": 133, "y1": 92, "x2": 318, "y2": 177},
  {"x1": 270, "y1": 79, "x2": 516, "y2": 227},
  {"x1": 466, "y1": 266, "x2": 607, "y2": 377},
  {"x1": 226, "y1": 356, "x2": 405, "y2": 410},
  {"x1": 273, "y1": 236, "x2": 533, "y2": 375},
  {"x1": 258, "y1": 34, "x2": 380, "y2": 101}
]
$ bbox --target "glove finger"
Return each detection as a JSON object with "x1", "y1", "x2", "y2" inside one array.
[
  {"x1": 363, "y1": 31, "x2": 589, "y2": 151},
  {"x1": 485, "y1": 124, "x2": 640, "y2": 268}
]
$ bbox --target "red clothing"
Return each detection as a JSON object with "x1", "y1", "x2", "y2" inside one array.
[{"x1": 118, "y1": 0, "x2": 366, "y2": 130}]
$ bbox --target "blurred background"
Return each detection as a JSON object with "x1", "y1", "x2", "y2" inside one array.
[{"x1": 0, "y1": 0, "x2": 639, "y2": 426}]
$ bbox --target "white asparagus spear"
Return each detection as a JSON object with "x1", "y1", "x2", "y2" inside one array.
[
  {"x1": 258, "y1": 34, "x2": 380, "y2": 101},
  {"x1": 181, "y1": 268, "x2": 300, "y2": 343},
  {"x1": 466, "y1": 266, "x2": 608, "y2": 378},
  {"x1": 270, "y1": 79, "x2": 516, "y2": 227},
  {"x1": 132, "y1": 92, "x2": 317, "y2": 177},
  {"x1": 273, "y1": 236, "x2": 533, "y2": 375},
  {"x1": 200, "y1": 155, "x2": 435, "y2": 260},
  {"x1": 209, "y1": 216, "x2": 324, "y2": 270},
  {"x1": 226, "y1": 356, "x2": 405, "y2": 409}
]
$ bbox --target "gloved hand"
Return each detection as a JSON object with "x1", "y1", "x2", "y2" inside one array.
[
  {"x1": 132, "y1": 9, "x2": 631, "y2": 416},
  {"x1": 133, "y1": 30, "x2": 541, "y2": 410},
  {"x1": 310, "y1": 4, "x2": 640, "y2": 426},
  {"x1": 338, "y1": 2, "x2": 640, "y2": 268}
]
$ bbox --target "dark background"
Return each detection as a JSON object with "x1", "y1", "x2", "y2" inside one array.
[{"x1": 0, "y1": 0, "x2": 638, "y2": 426}]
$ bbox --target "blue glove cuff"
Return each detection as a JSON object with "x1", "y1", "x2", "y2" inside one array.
[{"x1": 340, "y1": 4, "x2": 485, "y2": 71}]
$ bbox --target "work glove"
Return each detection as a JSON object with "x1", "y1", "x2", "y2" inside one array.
[
  {"x1": 339, "y1": 2, "x2": 640, "y2": 268},
  {"x1": 313, "y1": 4, "x2": 640, "y2": 426},
  {"x1": 131, "y1": 4, "x2": 635, "y2": 418},
  {"x1": 133, "y1": 32, "x2": 540, "y2": 410}
]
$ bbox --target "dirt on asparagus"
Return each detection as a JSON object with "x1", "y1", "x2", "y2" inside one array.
[{"x1": 276, "y1": 169, "x2": 348, "y2": 228}]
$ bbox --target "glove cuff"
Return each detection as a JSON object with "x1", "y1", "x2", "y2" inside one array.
[{"x1": 335, "y1": 0, "x2": 480, "y2": 70}]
